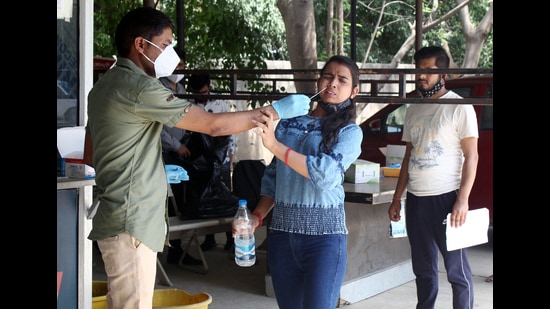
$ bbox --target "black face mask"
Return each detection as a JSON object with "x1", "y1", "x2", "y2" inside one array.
[
  {"x1": 419, "y1": 79, "x2": 444, "y2": 97},
  {"x1": 317, "y1": 98, "x2": 352, "y2": 114}
]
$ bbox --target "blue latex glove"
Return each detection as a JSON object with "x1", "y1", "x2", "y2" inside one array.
[
  {"x1": 271, "y1": 94, "x2": 310, "y2": 119},
  {"x1": 165, "y1": 164, "x2": 189, "y2": 183}
]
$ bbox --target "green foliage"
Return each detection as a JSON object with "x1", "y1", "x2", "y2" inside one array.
[
  {"x1": 420, "y1": 0, "x2": 493, "y2": 68},
  {"x1": 180, "y1": 0, "x2": 287, "y2": 106},
  {"x1": 93, "y1": 0, "x2": 143, "y2": 57},
  {"x1": 93, "y1": 0, "x2": 287, "y2": 106},
  {"x1": 478, "y1": 30, "x2": 492, "y2": 68},
  {"x1": 314, "y1": 0, "x2": 413, "y2": 62},
  {"x1": 314, "y1": 0, "x2": 492, "y2": 67},
  {"x1": 94, "y1": 0, "x2": 492, "y2": 67},
  {"x1": 93, "y1": 0, "x2": 492, "y2": 93},
  {"x1": 168, "y1": 0, "x2": 287, "y2": 69}
]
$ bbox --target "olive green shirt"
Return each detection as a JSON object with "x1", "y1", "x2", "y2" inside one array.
[{"x1": 87, "y1": 57, "x2": 193, "y2": 252}]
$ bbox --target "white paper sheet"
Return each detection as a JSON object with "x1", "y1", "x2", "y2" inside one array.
[
  {"x1": 446, "y1": 208, "x2": 489, "y2": 251},
  {"x1": 389, "y1": 200, "x2": 407, "y2": 238}
]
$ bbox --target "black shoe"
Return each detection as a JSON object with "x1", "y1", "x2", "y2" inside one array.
[
  {"x1": 180, "y1": 253, "x2": 202, "y2": 265},
  {"x1": 201, "y1": 235, "x2": 217, "y2": 251}
]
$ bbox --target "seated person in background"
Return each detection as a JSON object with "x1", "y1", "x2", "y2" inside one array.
[
  {"x1": 159, "y1": 49, "x2": 202, "y2": 265},
  {"x1": 160, "y1": 48, "x2": 192, "y2": 214},
  {"x1": 159, "y1": 47, "x2": 186, "y2": 95},
  {"x1": 186, "y1": 74, "x2": 235, "y2": 251},
  {"x1": 188, "y1": 74, "x2": 235, "y2": 188}
]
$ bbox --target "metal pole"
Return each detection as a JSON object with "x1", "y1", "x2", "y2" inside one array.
[
  {"x1": 176, "y1": 0, "x2": 185, "y2": 53},
  {"x1": 415, "y1": 0, "x2": 423, "y2": 51},
  {"x1": 350, "y1": 0, "x2": 356, "y2": 61}
]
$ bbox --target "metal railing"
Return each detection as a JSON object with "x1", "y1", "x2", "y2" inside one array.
[{"x1": 174, "y1": 68, "x2": 493, "y2": 106}]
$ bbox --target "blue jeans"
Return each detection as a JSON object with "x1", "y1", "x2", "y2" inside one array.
[
  {"x1": 267, "y1": 230, "x2": 347, "y2": 309},
  {"x1": 406, "y1": 191, "x2": 474, "y2": 309}
]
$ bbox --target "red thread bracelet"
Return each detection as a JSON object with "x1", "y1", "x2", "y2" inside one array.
[
  {"x1": 251, "y1": 211, "x2": 263, "y2": 227},
  {"x1": 285, "y1": 148, "x2": 292, "y2": 166}
]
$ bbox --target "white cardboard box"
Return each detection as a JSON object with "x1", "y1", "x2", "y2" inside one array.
[
  {"x1": 386, "y1": 144, "x2": 406, "y2": 166},
  {"x1": 57, "y1": 126, "x2": 95, "y2": 178},
  {"x1": 64, "y1": 158, "x2": 96, "y2": 178},
  {"x1": 345, "y1": 159, "x2": 380, "y2": 183}
]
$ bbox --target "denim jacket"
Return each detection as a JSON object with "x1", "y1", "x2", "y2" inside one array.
[{"x1": 261, "y1": 115, "x2": 363, "y2": 235}]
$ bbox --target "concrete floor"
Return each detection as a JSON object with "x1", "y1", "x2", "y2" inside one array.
[{"x1": 92, "y1": 226, "x2": 493, "y2": 308}]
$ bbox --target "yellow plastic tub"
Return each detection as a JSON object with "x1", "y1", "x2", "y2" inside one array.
[
  {"x1": 153, "y1": 289, "x2": 212, "y2": 309},
  {"x1": 91, "y1": 283, "x2": 211, "y2": 309},
  {"x1": 91, "y1": 281, "x2": 108, "y2": 309}
]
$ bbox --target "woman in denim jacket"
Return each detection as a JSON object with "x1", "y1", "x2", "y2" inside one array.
[{"x1": 241, "y1": 55, "x2": 363, "y2": 309}]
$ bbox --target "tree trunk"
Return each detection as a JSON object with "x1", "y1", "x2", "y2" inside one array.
[
  {"x1": 456, "y1": 0, "x2": 493, "y2": 69},
  {"x1": 277, "y1": 0, "x2": 318, "y2": 95},
  {"x1": 326, "y1": 0, "x2": 334, "y2": 59},
  {"x1": 336, "y1": 0, "x2": 344, "y2": 55},
  {"x1": 356, "y1": 0, "x2": 492, "y2": 118}
]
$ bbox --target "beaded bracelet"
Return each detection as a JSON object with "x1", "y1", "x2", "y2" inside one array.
[
  {"x1": 392, "y1": 197, "x2": 402, "y2": 201},
  {"x1": 285, "y1": 148, "x2": 292, "y2": 166}
]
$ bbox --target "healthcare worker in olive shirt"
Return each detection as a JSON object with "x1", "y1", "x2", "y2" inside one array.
[{"x1": 83, "y1": 7, "x2": 309, "y2": 309}]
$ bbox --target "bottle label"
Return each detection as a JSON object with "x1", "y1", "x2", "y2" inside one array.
[
  {"x1": 235, "y1": 242, "x2": 255, "y2": 255},
  {"x1": 235, "y1": 234, "x2": 256, "y2": 266}
]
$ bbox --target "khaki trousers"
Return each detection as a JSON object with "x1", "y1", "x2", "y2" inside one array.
[{"x1": 97, "y1": 232, "x2": 157, "y2": 309}]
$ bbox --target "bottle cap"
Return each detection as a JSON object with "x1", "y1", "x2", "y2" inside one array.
[{"x1": 238, "y1": 199, "x2": 247, "y2": 206}]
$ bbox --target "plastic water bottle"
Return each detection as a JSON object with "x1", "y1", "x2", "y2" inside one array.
[{"x1": 234, "y1": 199, "x2": 256, "y2": 267}]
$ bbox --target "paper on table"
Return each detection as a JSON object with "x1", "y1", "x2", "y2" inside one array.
[{"x1": 446, "y1": 208, "x2": 489, "y2": 251}]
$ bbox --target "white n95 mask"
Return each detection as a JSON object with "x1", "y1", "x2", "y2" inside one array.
[
  {"x1": 142, "y1": 39, "x2": 180, "y2": 78},
  {"x1": 167, "y1": 74, "x2": 184, "y2": 83}
]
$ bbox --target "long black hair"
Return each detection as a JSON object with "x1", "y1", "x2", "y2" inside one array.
[{"x1": 318, "y1": 55, "x2": 359, "y2": 153}]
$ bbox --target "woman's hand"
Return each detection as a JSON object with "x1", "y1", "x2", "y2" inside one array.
[
  {"x1": 231, "y1": 215, "x2": 260, "y2": 238},
  {"x1": 252, "y1": 109, "x2": 278, "y2": 151}
]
